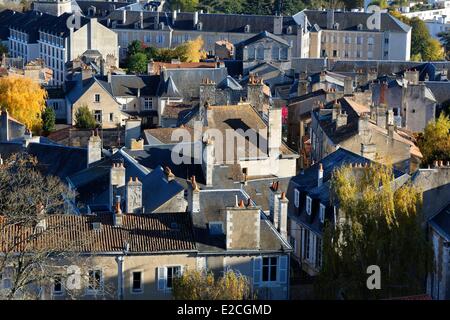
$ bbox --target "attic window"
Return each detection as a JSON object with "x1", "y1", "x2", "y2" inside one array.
[
  {"x1": 197, "y1": 22, "x2": 203, "y2": 30},
  {"x1": 244, "y1": 25, "x2": 251, "y2": 33},
  {"x1": 112, "y1": 21, "x2": 117, "y2": 28},
  {"x1": 208, "y1": 222, "x2": 223, "y2": 235},
  {"x1": 92, "y1": 222, "x2": 102, "y2": 231},
  {"x1": 287, "y1": 26, "x2": 293, "y2": 34},
  {"x1": 134, "y1": 22, "x2": 140, "y2": 29},
  {"x1": 333, "y1": 22, "x2": 339, "y2": 30},
  {"x1": 306, "y1": 196, "x2": 312, "y2": 215},
  {"x1": 357, "y1": 24, "x2": 363, "y2": 30}
]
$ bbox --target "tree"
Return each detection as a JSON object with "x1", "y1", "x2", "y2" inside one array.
[
  {"x1": 315, "y1": 164, "x2": 432, "y2": 299},
  {"x1": 0, "y1": 76, "x2": 47, "y2": 132},
  {"x1": 170, "y1": 0, "x2": 199, "y2": 11},
  {"x1": 127, "y1": 53, "x2": 148, "y2": 74},
  {"x1": 41, "y1": 107, "x2": 56, "y2": 135},
  {"x1": 172, "y1": 269, "x2": 252, "y2": 300},
  {"x1": 179, "y1": 36, "x2": 207, "y2": 63},
  {"x1": 127, "y1": 40, "x2": 145, "y2": 56},
  {"x1": 438, "y1": 31, "x2": 450, "y2": 59},
  {"x1": 417, "y1": 113, "x2": 450, "y2": 166},
  {"x1": 74, "y1": 105, "x2": 96, "y2": 129}
]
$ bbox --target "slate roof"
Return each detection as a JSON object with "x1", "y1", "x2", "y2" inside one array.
[
  {"x1": 0, "y1": 212, "x2": 196, "y2": 253},
  {"x1": 425, "y1": 81, "x2": 450, "y2": 104},
  {"x1": 109, "y1": 74, "x2": 160, "y2": 97},
  {"x1": 286, "y1": 148, "x2": 407, "y2": 234},
  {"x1": 303, "y1": 10, "x2": 411, "y2": 33},
  {"x1": 217, "y1": 75, "x2": 243, "y2": 91},
  {"x1": 103, "y1": 10, "x2": 171, "y2": 30},
  {"x1": 429, "y1": 202, "x2": 450, "y2": 241},
  {"x1": 193, "y1": 189, "x2": 291, "y2": 253},
  {"x1": 0, "y1": 9, "x2": 22, "y2": 40},
  {"x1": 235, "y1": 31, "x2": 290, "y2": 49},
  {"x1": 75, "y1": 0, "x2": 129, "y2": 17}
]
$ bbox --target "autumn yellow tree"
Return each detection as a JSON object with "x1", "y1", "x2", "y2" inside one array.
[
  {"x1": 172, "y1": 269, "x2": 252, "y2": 300},
  {"x1": 179, "y1": 36, "x2": 208, "y2": 63},
  {"x1": 0, "y1": 75, "x2": 47, "y2": 132}
]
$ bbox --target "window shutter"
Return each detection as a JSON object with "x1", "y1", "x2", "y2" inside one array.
[
  {"x1": 253, "y1": 257, "x2": 262, "y2": 285},
  {"x1": 278, "y1": 256, "x2": 288, "y2": 283},
  {"x1": 157, "y1": 267, "x2": 166, "y2": 291}
]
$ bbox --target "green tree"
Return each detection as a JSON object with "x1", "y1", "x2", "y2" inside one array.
[
  {"x1": 173, "y1": 269, "x2": 252, "y2": 300},
  {"x1": 417, "y1": 113, "x2": 450, "y2": 166},
  {"x1": 242, "y1": 0, "x2": 275, "y2": 15},
  {"x1": 170, "y1": 0, "x2": 199, "y2": 11},
  {"x1": 438, "y1": 31, "x2": 450, "y2": 59},
  {"x1": 74, "y1": 105, "x2": 96, "y2": 129},
  {"x1": 127, "y1": 40, "x2": 145, "y2": 56},
  {"x1": 41, "y1": 107, "x2": 55, "y2": 135},
  {"x1": 127, "y1": 53, "x2": 148, "y2": 74},
  {"x1": 315, "y1": 164, "x2": 432, "y2": 299}
]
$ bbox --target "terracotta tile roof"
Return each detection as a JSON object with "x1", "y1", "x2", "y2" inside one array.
[{"x1": 0, "y1": 213, "x2": 197, "y2": 253}]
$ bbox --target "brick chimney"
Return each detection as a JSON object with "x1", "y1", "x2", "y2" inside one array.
[
  {"x1": 202, "y1": 137, "x2": 214, "y2": 186},
  {"x1": 404, "y1": 69, "x2": 419, "y2": 85},
  {"x1": 278, "y1": 192, "x2": 288, "y2": 241},
  {"x1": 87, "y1": 130, "x2": 102, "y2": 167},
  {"x1": 126, "y1": 176, "x2": 142, "y2": 214},
  {"x1": 113, "y1": 195, "x2": 123, "y2": 227},
  {"x1": 358, "y1": 113, "x2": 370, "y2": 135},
  {"x1": 379, "y1": 82, "x2": 388, "y2": 105},
  {"x1": 332, "y1": 100, "x2": 340, "y2": 121},
  {"x1": 187, "y1": 175, "x2": 200, "y2": 214},
  {"x1": 225, "y1": 199, "x2": 261, "y2": 250},
  {"x1": 269, "y1": 181, "x2": 281, "y2": 229}
]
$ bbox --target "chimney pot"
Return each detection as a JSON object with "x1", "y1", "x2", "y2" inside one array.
[{"x1": 238, "y1": 199, "x2": 245, "y2": 208}]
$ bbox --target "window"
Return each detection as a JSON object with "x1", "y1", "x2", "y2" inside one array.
[
  {"x1": 271, "y1": 46, "x2": 279, "y2": 60},
  {"x1": 303, "y1": 228, "x2": 310, "y2": 260},
  {"x1": 144, "y1": 34, "x2": 151, "y2": 43},
  {"x1": 262, "y1": 257, "x2": 277, "y2": 282},
  {"x1": 280, "y1": 47, "x2": 288, "y2": 60},
  {"x1": 157, "y1": 34, "x2": 165, "y2": 44},
  {"x1": 94, "y1": 94, "x2": 100, "y2": 103},
  {"x1": 208, "y1": 222, "x2": 223, "y2": 235},
  {"x1": 157, "y1": 266, "x2": 182, "y2": 290},
  {"x1": 52, "y1": 102, "x2": 59, "y2": 111},
  {"x1": 319, "y1": 204, "x2": 325, "y2": 223},
  {"x1": 306, "y1": 196, "x2": 312, "y2": 215},
  {"x1": 53, "y1": 274, "x2": 63, "y2": 295},
  {"x1": 87, "y1": 269, "x2": 102, "y2": 293},
  {"x1": 132, "y1": 271, "x2": 143, "y2": 293},
  {"x1": 109, "y1": 113, "x2": 114, "y2": 122},
  {"x1": 316, "y1": 237, "x2": 323, "y2": 268},
  {"x1": 94, "y1": 110, "x2": 102, "y2": 123},
  {"x1": 384, "y1": 38, "x2": 389, "y2": 44},
  {"x1": 144, "y1": 98, "x2": 152, "y2": 110},
  {"x1": 294, "y1": 189, "x2": 300, "y2": 208},
  {"x1": 257, "y1": 46, "x2": 265, "y2": 60},
  {"x1": 356, "y1": 36, "x2": 363, "y2": 45},
  {"x1": 248, "y1": 47, "x2": 255, "y2": 60},
  {"x1": 332, "y1": 50, "x2": 337, "y2": 57}
]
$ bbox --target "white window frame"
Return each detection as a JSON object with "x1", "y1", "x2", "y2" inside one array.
[
  {"x1": 144, "y1": 98, "x2": 153, "y2": 110},
  {"x1": 157, "y1": 265, "x2": 183, "y2": 291},
  {"x1": 294, "y1": 189, "x2": 300, "y2": 208},
  {"x1": 130, "y1": 270, "x2": 144, "y2": 294},
  {"x1": 261, "y1": 256, "x2": 278, "y2": 284},
  {"x1": 319, "y1": 203, "x2": 325, "y2": 223},
  {"x1": 306, "y1": 196, "x2": 312, "y2": 215},
  {"x1": 86, "y1": 268, "x2": 104, "y2": 295}
]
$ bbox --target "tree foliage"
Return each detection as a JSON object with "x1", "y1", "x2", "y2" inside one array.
[
  {"x1": 170, "y1": 0, "x2": 199, "y2": 11},
  {"x1": 315, "y1": 164, "x2": 432, "y2": 299},
  {"x1": 41, "y1": 107, "x2": 56, "y2": 135},
  {"x1": 0, "y1": 76, "x2": 47, "y2": 132},
  {"x1": 417, "y1": 113, "x2": 450, "y2": 166},
  {"x1": 438, "y1": 31, "x2": 450, "y2": 59},
  {"x1": 172, "y1": 269, "x2": 252, "y2": 300},
  {"x1": 74, "y1": 105, "x2": 96, "y2": 129},
  {"x1": 127, "y1": 52, "x2": 148, "y2": 74}
]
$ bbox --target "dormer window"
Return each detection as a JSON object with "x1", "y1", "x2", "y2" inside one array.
[
  {"x1": 357, "y1": 23, "x2": 363, "y2": 31},
  {"x1": 287, "y1": 26, "x2": 293, "y2": 34},
  {"x1": 244, "y1": 24, "x2": 251, "y2": 33},
  {"x1": 294, "y1": 189, "x2": 300, "y2": 208},
  {"x1": 333, "y1": 22, "x2": 339, "y2": 30},
  {"x1": 319, "y1": 204, "x2": 325, "y2": 223},
  {"x1": 112, "y1": 21, "x2": 117, "y2": 28},
  {"x1": 134, "y1": 22, "x2": 140, "y2": 29},
  {"x1": 306, "y1": 196, "x2": 312, "y2": 215},
  {"x1": 197, "y1": 22, "x2": 203, "y2": 30}
]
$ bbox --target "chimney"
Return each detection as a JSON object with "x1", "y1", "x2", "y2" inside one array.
[
  {"x1": 379, "y1": 82, "x2": 387, "y2": 105},
  {"x1": 172, "y1": 10, "x2": 177, "y2": 21},
  {"x1": 193, "y1": 11, "x2": 199, "y2": 28},
  {"x1": 386, "y1": 109, "x2": 394, "y2": 129},
  {"x1": 199, "y1": 77, "x2": 216, "y2": 107},
  {"x1": 404, "y1": 69, "x2": 419, "y2": 85},
  {"x1": 358, "y1": 113, "x2": 369, "y2": 135},
  {"x1": 164, "y1": 166, "x2": 175, "y2": 182},
  {"x1": 268, "y1": 106, "x2": 282, "y2": 159},
  {"x1": 187, "y1": 175, "x2": 200, "y2": 214},
  {"x1": 202, "y1": 138, "x2": 214, "y2": 186},
  {"x1": 147, "y1": 59, "x2": 155, "y2": 75},
  {"x1": 326, "y1": 9, "x2": 335, "y2": 30},
  {"x1": 110, "y1": 162, "x2": 126, "y2": 209},
  {"x1": 246, "y1": 74, "x2": 265, "y2": 112},
  {"x1": 269, "y1": 181, "x2": 281, "y2": 229},
  {"x1": 318, "y1": 163, "x2": 323, "y2": 187},
  {"x1": 336, "y1": 111, "x2": 348, "y2": 128},
  {"x1": 278, "y1": 192, "x2": 288, "y2": 241},
  {"x1": 125, "y1": 118, "x2": 141, "y2": 149},
  {"x1": 332, "y1": 100, "x2": 340, "y2": 121},
  {"x1": 273, "y1": 15, "x2": 283, "y2": 35},
  {"x1": 129, "y1": 138, "x2": 144, "y2": 151},
  {"x1": 139, "y1": 11, "x2": 144, "y2": 29},
  {"x1": 126, "y1": 177, "x2": 142, "y2": 214},
  {"x1": 113, "y1": 195, "x2": 123, "y2": 227},
  {"x1": 361, "y1": 143, "x2": 377, "y2": 160},
  {"x1": 376, "y1": 105, "x2": 386, "y2": 128},
  {"x1": 0, "y1": 109, "x2": 9, "y2": 142},
  {"x1": 122, "y1": 10, "x2": 126, "y2": 24},
  {"x1": 344, "y1": 77, "x2": 353, "y2": 96},
  {"x1": 225, "y1": 199, "x2": 261, "y2": 250},
  {"x1": 34, "y1": 202, "x2": 47, "y2": 232},
  {"x1": 87, "y1": 130, "x2": 102, "y2": 167},
  {"x1": 387, "y1": 124, "x2": 395, "y2": 139}
]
